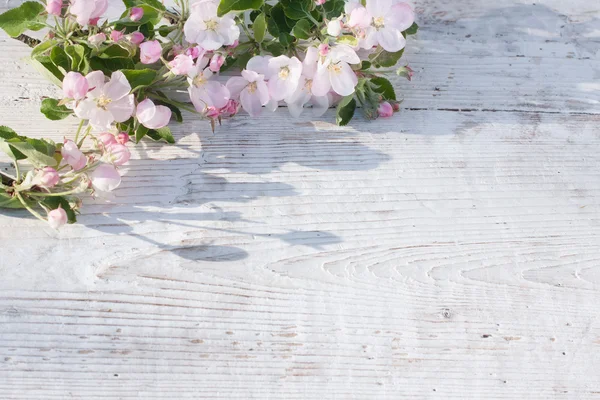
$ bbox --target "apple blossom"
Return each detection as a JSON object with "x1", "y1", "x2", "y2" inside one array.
[
  {"x1": 104, "y1": 144, "x2": 131, "y2": 166},
  {"x1": 378, "y1": 101, "x2": 394, "y2": 117},
  {"x1": 90, "y1": 164, "x2": 121, "y2": 192},
  {"x1": 312, "y1": 44, "x2": 361, "y2": 97},
  {"x1": 88, "y1": 32, "x2": 106, "y2": 47},
  {"x1": 70, "y1": 0, "x2": 108, "y2": 26},
  {"x1": 220, "y1": 99, "x2": 239, "y2": 116},
  {"x1": 47, "y1": 207, "x2": 67, "y2": 229},
  {"x1": 285, "y1": 47, "x2": 331, "y2": 118},
  {"x1": 98, "y1": 132, "x2": 117, "y2": 146},
  {"x1": 267, "y1": 55, "x2": 303, "y2": 101},
  {"x1": 61, "y1": 140, "x2": 87, "y2": 170},
  {"x1": 184, "y1": 0, "x2": 240, "y2": 51},
  {"x1": 46, "y1": 0, "x2": 63, "y2": 16},
  {"x1": 139, "y1": 40, "x2": 162, "y2": 64},
  {"x1": 74, "y1": 71, "x2": 135, "y2": 130},
  {"x1": 128, "y1": 32, "x2": 144, "y2": 45},
  {"x1": 110, "y1": 30, "x2": 124, "y2": 42},
  {"x1": 364, "y1": 0, "x2": 415, "y2": 52},
  {"x1": 187, "y1": 58, "x2": 230, "y2": 111},
  {"x1": 34, "y1": 167, "x2": 60, "y2": 188},
  {"x1": 315, "y1": 0, "x2": 327, "y2": 4},
  {"x1": 136, "y1": 99, "x2": 172, "y2": 129},
  {"x1": 130, "y1": 7, "x2": 144, "y2": 22},
  {"x1": 209, "y1": 54, "x2": 225, "y2": 72},
  {"x1": 169, "y1": 54, "x2": 194, "y2": 75},
  {"x1": 63, "y1": 72, "x2": 89, "y2": 100},
  {"x1": 116, "y1": 132, "x2": 130, "y2": 144},
  {"x1": 327, "y1": 19, "x2": 343, "y2": 37},
  {"x1": 226, "y1": 69, "x2": 270, "y2": 117},
  {"x1": 186, "y1": 46, "x2": 205, "y2": 60}
]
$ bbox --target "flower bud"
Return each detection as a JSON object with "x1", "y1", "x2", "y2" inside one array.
[
  {"x1": 221, "y1": 99, "x2": 239, "y2": 116},
  {"x1": 128, "y1": 31, "x2": 144, "y2": 45},
  {"x1": 90, "y1": 164, "x2": 121, "y2": 192},
  {"x1": 377, "y1": 101, "x2": 394, "y2": 118},
  {"x1": 88, "y1": 17, "x2": 100, "y2": 26},
  {"x1": 98, "y1": 132, "x2": 117, "y2": 147},
  {"x1": 169, "y1": 54, "x2": 194, "y2": 75},
  {"x1": 110, "y1": 29, "x2": 124, "y2": 42},
  {"x1": 62, "y1": 71, "x2": 89, "y2": 100},
  {"x1": 88, "y1": 32, "x2": 106, "y2": 46},
  {"x1": 205, "y1": 106, "x2": 220, "y2": 119},
  {"x1": 130, "y1": 7, "x2": 144, "y2": 22},
  {"x1": 185, "y1": 46, "x2": 203, "y2": 59},
  {"x1": 104, "y1": 144, "x2": 131, "y2": 166},
  {"x1": 61, "y1": 140, "x2": 87, "y2": 170},
  {"x1": 209, "y1": 54, "x2": 225, "y2": 72},
  {"x1": 139, "y1": 40, "x2": 162, "y2": 64},
  {"x1": 318, "y1": 43, "x2": 330, "y2": 56},
  {"x1": 136, "y1": 99, "x2": 172, "y2": 129},
  {"x1": 47, "y1": 207, "x2": 68, "y2": 229},
  {"x1": 327, "y1": 19, "x2": 342, "y2": 37},
  {"x1": 315, "y1": 0, "x2": 327, "y2": 5},
  {"x1": 36, "y1": 167, "x2": 60, "y2": 188},
  {"x1": 46, "y1": 0, "x2": 63, "y2": 16},
  {"x1": 396, "y1": 65, "x2": 414, "y2": 81},
  {"x1": 116, "y1": 132, "x2": 130, "y2": 144},
  {"x1": 227, "y1": 40, "x2": 239, "y2": 49}
]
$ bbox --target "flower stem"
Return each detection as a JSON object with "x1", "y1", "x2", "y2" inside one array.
[
  {"x1": 13, "y1": 161, "x2": 21, "y2": 182},
  {"x1": 74, "y1": 119, "x2": 85, "y2": 144},
  {"x1": 15, "y1": 191, "x2": 47, "y2": 223}
]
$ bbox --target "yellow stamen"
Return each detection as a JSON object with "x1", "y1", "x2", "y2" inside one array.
[
  {"x1": 247, "y1": 82, "x2": 257, "y2": 94},
  {"x1": 96, "y1": 95, "x2": 112, "y2": 110},
  {"x1": 373, "y1": 16, "x2": 385, "y2": 28},
  {"x1": 278, "y1": 66, "x2": 290, "y2": 80},
  {"x1": 205, "y1": 19, "x2": 218, "y2": 30}
]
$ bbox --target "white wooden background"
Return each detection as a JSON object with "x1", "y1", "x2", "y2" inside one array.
[{"x1": 1, "y1": 0, "x2": 600, "y2": 398}]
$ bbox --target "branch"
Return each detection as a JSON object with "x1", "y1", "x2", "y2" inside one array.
[{"x1": 15, "y1": 34, "x2": 41, "y2": 48}]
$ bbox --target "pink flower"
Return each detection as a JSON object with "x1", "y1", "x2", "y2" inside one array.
[
  {"x1": 130, "y1": 7, "x2": 144, "y2": 22},
  {"x1": 209, "y1": 54, "x2": 225, "y2": 72},
  {"x1": 187, "y1": 58, "x2": 231, "y2": 111},
  {"x1": 88, "y1": 17, "x2": 100, "y2": 26},
  {"x1": 104, "y1": 144, "x2": 131, "y2": 166},
  {"x1": 46, "y1": 0, "x2": 63, "y2": 16},
  {"x1": 169, "y1": 54, "x2": 194, "y2": 75},
  {"x1": 327, "y1": 19, "x2": 342, "y2": 37},
  {"x1": 139, "y1": 40, "x2": 162, "y2": 64},
  {"x1": 88, "y1": 32, "x2": 106, "y2": 46},
  {"x1": 90, "y1": 164, "x2": 121, "y2": 192},
  {"x1": 70, "y1": 0, "x2": 108, "y2": 26},
  {"x1": 110, "y1": 30, "x2": 124, "y2": 42},
  {"x1": 312, "y1": 44, "x2": 360, "y2": 97},
  {"x1": 315, "y1": 0, "x2": 327, "y2": 5},
  {"x1": 318, "y1": 43, "x2": 330, "y2": 56},
  {"x1": 136, "y1": 99, "x2": 172, "y2": 129},
  {"x1": 47, "y1": 207, "x2": 67, "y2": 229},
  {"x1": 35, "y1": 167, "x2": 60, "y2": 188},
  {"x1": 74, "y1": 71, "x2": 135, "y2": 130},
  {"x1": 226, "y1": 70, "x2": 270, "y2": 117},
  {"x1": 228, "y1": 40, "x2": 239, "y2": 49},
  {"x1": 185, "y1": 46, "x2": 204, "y2": 60},
  {"x1": 61, "y1": 140, "x2": 87, "y2": 170},
  {"x1": 116, "y1": 132, "x2": 130, "y2": 144},
  {"x1": 378, "y1": 101, "x2": 394, "y2": 118},
  {"x1": 62, "y1": 71, "x2": 89, "y2": 100},
  {"x1": 98, "y1": 132, "x2": 117, "y2": 146},
  {"x1": 221, "y1": 99, "x2": 239, "y2": 116},
  {"x1": 205, "y1": 106, "x2": 220, "y2": 119},
  {"x1": 128, "y1": 32, "x2": 144, "y2": 45}
]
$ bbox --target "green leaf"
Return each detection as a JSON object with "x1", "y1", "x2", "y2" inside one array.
[
  {"x1": 65, "y1": 44, "x2": 90, "y2": 73},
  {"x1": 292, "y1": 19, "x2": 312, "y2": 39},
  {"x1": 267, "y1": 3, "x2": 293, "y2": 37},
  {"x1": 146, "y1": 127, "x2": 175, "y2": 144},
  {"x1": 0, "y1": 126, "x2": 57, "y2": 166},
  {"x1": 158, "y1": 24, "x2": 176, "y2": 37},
  {"x1": 50, "y1": 46, "x2": 70, "y2": 72},
  {"x1": 336, "y1": 95, "x2": 356, "y2": 126},
  {"x1": 280, "y1": 0, "x2": 314, "y2": 20},
  {"x1": 89, "y1": 57, "x2": 135, "y2": 75},
  {"x1": 31, "y1": 40, "x2": 59, "y2": 59},
  {"x1": 121, "y1": 68, "x2": 157, "y2": 91},
  {"x1": 264, "y1": 42, "x2": 285, "y2": 57},
  {"x1": 369, "y1": 48, "x2": 404, "y2": 68},
  {"x1": 337, "y1": 35, "x2": 358, "y2": 47},
  {"x1": 217, "y1": 0, "x2": 264, "y2": 17},
  {"x1": 41, "y1": 98, "x2": 73, "y2": 121},
  {"x1": 370, "y1": 77, "x2": 396, "y2": 101},
  {"x1": 404, "y1": 22, "x2": 418, "y2": 35},
  {"x1": 115, "y1": 5, "x2": 160, "y2": 26},
  {"x1": 26, "y1": 57, "x2": 64, "y2": 85},
  {"x1": 41, "y1": 197, "x2": 77, "y2": 224},
  {"x1": 135, "y1": 125, "x2": 149, "y2": 143},
  {"x1": 98, "y1": 44, "x2": 134, "y2": 59},
  {"x1": 122, "y1": 0, "x2": 166, "y2": 21},
  {"x1": 0, "y1": 189, "x2": 26, "y2": 209},
  {"x1": 253, "y1": 13, "x2": 267, "y2": 43},
  {"x1": 278, "y1": 32, "x2": 295, "y2": 47},
  {"x1": 0, "y1": 1, "x2": 44, "y2": 37},
  {"x1": 322, "y1": 0, "x2": 345, "y2": 19}
]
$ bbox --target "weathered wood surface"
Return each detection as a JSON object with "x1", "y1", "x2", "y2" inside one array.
[{"x1": 1, "y1": 0, "x2": 600, "y2": 398}]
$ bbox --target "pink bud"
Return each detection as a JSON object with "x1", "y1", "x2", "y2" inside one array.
[
  {"x1": 128, "y1": 31, "x2": 144, "y2": 45},
  {"x1": 315, "y1": 0, "x2": 327, "y2": 4},
  {"x1": 221, "y1": 99, "x2": 239, "y2": 116},
  {"x1": 105, "y1": 144, "x2": 131, "y2": 166},
  {"x1": 136, "y1": 99, "x2": 172, "y2": 129},
  {"x1": 318, "y1": 43, "x2": 330, "y2": 56},
  {"x1": 185, "y1": 46, "x2": 205, "y2": 60},
  {"x1": 47, "y1": 207, "x2": 68, "y2": 229},
  {"x1": 227, "y1": 40, "x2": 239, "y2": 49},
  {"x1": 209, "y1": 54, "x2": 225, "y2": 72},
  {"x1": 46, "y1": 0, "x2": 63, "y2": 16},
  {"x1": 116, "y1": 132, "x2": 130, "y2": 144},
  {"x1": 139, "y1": 40, "x2": 162, "y2": 64},
  {"x1": 36, "y1": 167, "x2": 60, "y2": 188},
  {"x1": 205, "y1": 106, "x2": 220, "y2": 119},
  {"x1": 392, "y1": 102, "x2": 400, "y2": 112},
  {"x1": 88, "y1": 32, "x2": 106, "y2": 46},
  {"x1": 172, "y1": 44, "x2": 184, "y2": 56},
  {"x1": 90, "y1": 164, "x2": 121, "y2": 192},
  {"x1": 88, "y1": 17, "x2": 100, "y2": 26},
  {"x1": 168, "y1": 54, "x2": 194, "y2": 75},
  {"x1": 61, "y1": 140, "x2": 87, "y2": 170},
  {"x1": 130, "y1": 7, "x2": 144, "y2": 22},
  {"x1": 110, "y1": 29, "x2": 124, "y2": 42},
  {"x1": 396, "y1": 65, "x2": 414, "y2": 81},
  {"x1": 62, "y1": 72, "x2": 89, "y2": 100},
  {"x1": 98, "y1": 132, "x2": 117, "y2": 146},
  {"x1": 377, "y1": 101, "x2": 394, "y2": 118}
]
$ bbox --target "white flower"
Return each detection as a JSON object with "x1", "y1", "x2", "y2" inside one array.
[
  {"x1": 74, "y1": 71, "x2": 135, "y2": 130},
  {"x1": 285, "y1": 47, "x2": 331, "y2": 118},
  {"x1": 311, "y1": 44, "x2": 360, "y2": 97},
  {"x1": 90, "y1": 164, "x2": 121, "y2": 192},
  {"x1": 184, "y1": 0, "x2": 240, "y2": 51},
  {"x1": 364, "y1": 0, "x2": 414, "y2": 52},
  {"x1": 187, "y1": 57, "x2": 231, "y2": 111},
  {"x1": 136, "y1": 99, "x2": 172, "y2": 130},
  {"x1": 70, "y1": 0, "x2": 108, "y2": 26},
  {"x1": 267, "y1": 55, "x2": 303, "y2": 101},
  {"x1": 226, "y1": 70, "x2": 270, "y2": 117}
]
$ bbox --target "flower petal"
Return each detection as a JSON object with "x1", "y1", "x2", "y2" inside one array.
[
  {"x1": 377, "y1": 28, "x2": 406, "y2": 53},
  {"x1": 240, "y1": 89, "x2": 263, "y2": 117},
  {"x1": 329, "y1": 62, "x2": 358, "y2": 96},
  {"x1": 311, "y1": 63, "x2": 332, "y2": 97},
  {"x1": 388, "y1": 2, "x2": 415, "y2": 32},
  {"x1": 226, "y1": 77, "x2": 248, "y2": 98},
  {"x1": 104, "y1": 71, "x2": 132, "y2": 100},
  {"x1": 107, "y1": 94, "x2": 135, "y2": 122},
  {"x1": 85, "y1": 70, "x2": 106, "y2": 98}
]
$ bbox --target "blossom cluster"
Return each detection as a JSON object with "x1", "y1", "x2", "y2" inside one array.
[{"x1": 0, "y1": 0, "x2": 417, "y2": 228}]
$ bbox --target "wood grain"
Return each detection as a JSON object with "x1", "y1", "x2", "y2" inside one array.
[{"x1": 1, "y1": 0, "x2": 600, "y2": 399}]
